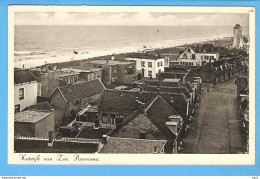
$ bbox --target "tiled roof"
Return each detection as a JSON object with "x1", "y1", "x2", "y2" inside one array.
[
  {"x1": 145, "y1": 96, "x2": 179, "y2": 141},
  {"x1": 99, "y1": 90, "x2": 188, "y2": 118},
  {"x1": 15, "y1": 109, "x2": 53, "y2": 123},
  {"x1": 56, "y1": 79, "x2": 105, "y2": 102},
  {"x1": 100, "y1": 137, "x2": 167, "y2": 153},
  {"x1": 14, "y1": 68, "x2": 37, "y2": 84},
  {"x1": 144, "y1": 80, "x2": 193, "y2": 92},
  {"x1": 76, "y1": 126, "x2": 112, "y2": 139},
  {"x1": 146, "y1": 86, "x2": 190, "y2": 98}
]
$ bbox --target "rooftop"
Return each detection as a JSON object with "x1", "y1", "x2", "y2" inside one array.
[
  {"x1": 126, "y1": 53, "x2": 164, "y2": 60},
  {"x1": 14, "y1": 68, "x2": 37, "y2": 84},
  {"x1": 89, "y1": 59, "x2": 135, "y2": 65},
  {"x1": 43, "y1": 70, "x2": 80, "y2": 78},
  {"x1": 100, "y1": 137, "x2": 167, "y2": 154},
  {"x1": 76, "y1": 126, "x2": 112, "y2": 139},
  {"x1": 27, "y1": 101, "x2": 52, "y2": 111},
  {"x1": 55, "y1": 79, "x2": 105, "y2": 102},
  {"x1": 15, "y1": 109, "x2": 53, "y2": 123}
]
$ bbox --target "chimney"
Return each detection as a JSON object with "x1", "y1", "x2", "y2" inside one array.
[
  {"x1": 102, "y1": 135, "x2": 108, "y2": 144},
  {"x1": 169, "y1": 115, "x2": 182, "y2": 127},
  {"x1": 153, "y1": 146, "x2": 158, "y2": 154},
  {"x1": 48, "y1": 130, "x2": 54, "y2": 147},
  {"x1": 94, "y1": 115, "x2": 99, "y2": 129},
  {"x1": 170, "y1": 97, "x2": 174, "y2": 107},
  {"x1": 139, "y1": 130, "x2": 146, "y2": 139},
  {"x1": 165, "y1": 121, "x2": 178, "y2": 135}
]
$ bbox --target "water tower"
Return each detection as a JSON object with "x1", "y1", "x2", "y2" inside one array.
[{"x1": 232, "y1": 24, "x2": 243, "y2": 48}]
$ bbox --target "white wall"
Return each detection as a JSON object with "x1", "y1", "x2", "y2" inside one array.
[
  {"x1": 126, "y1": 57, "x2": 165, "y2": 78},
  {"x1": 14, "y1": 81, "x2": 37, "y2": 111}
]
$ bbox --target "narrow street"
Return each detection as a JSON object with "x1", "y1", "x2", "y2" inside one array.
[{"x1": 182, "y1": 77, "x2": 244, "y2": 154}]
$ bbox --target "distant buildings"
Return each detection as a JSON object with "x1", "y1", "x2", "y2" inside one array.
[
  {"x1": 176, "y1": 46, "x2": 219, "y2": 66},
  {"x1": 125, "y1": 53, "x2": 165, "y2": 78},
  {"x1": 81, "y1": 59, "x2": 138, "y2": 86},
  {"x1": 14, "y1": 68, "x2": 38, "y2": 113},
  {"x1": 41, "y1": 70, "x2": 80, "y2": 98}
]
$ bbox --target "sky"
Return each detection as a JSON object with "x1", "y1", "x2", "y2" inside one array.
[{"x1": 15, "y1": 12, "x2": 249, "y2": 26}]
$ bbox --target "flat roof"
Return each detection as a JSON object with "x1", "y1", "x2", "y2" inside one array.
[
  {"x1": 90, "y1": 60, "x2": 135, "y2": 65},
  {"x1": 44, "y1": 70, "x2": 80, "y2": 77},
  {"x1": 15, "y1": 110, "x2": 53, "y2": 123}
]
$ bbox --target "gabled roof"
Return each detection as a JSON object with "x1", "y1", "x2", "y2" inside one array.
[
  {"x1": 109, "y1": 95, "x2": 180, "y2": 143},
  {"x1": 145, "y1": 96, "x2": 179, "y2": 141},
  {"x1": 99, "y1": 90, "x2": 188, "y2": 118},
  {"x1": 14, "y1": 68, "x2": 37, "y2": 84},
  {"x1": 99, "y1": 137, "x2": 167, "y2": 154},
  {"x1": 15, "y1": 109, "x2": 53, "y2": 123},
  {"x1": 53, "y1": 79, "x2": 105, "y2": 102}
]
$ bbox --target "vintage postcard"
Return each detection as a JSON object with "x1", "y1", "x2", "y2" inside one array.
[{"x1": 8, "y1": 5, "x2": 255, "y2": 165}]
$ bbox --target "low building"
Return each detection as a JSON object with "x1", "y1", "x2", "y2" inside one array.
[
  {"x1": 14, "y1": 68, "x2": 38, "y2": 113},
  {"x1": 50, "y1": 79, "x2": 106, "y2": 118},
  {"x1": 125, "y1": 53, "x2": 165, "y2": 78},
  {"x1": 99, "y1": 137, "x2": 167, "y2": 154},
  {"x1": 61, "y1": 67, "x2": 102, "y2": 82},
  {"x1": 81, "y1": 59, "x2": 137, "y2": 86},
  {"x1": 14, "y1": 109, "x2": 54, "y2": 138},
  {"x1": 40, "y1": 70, "x2": 80, "y2": 98}
]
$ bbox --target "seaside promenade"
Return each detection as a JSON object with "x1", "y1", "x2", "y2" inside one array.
[{"x1": 182, "y1": 77, "x2": 244, "y2": 154}]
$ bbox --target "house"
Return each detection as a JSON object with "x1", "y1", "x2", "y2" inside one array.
[
  {"x1": 14, "y1": 109, "x2": 54, "y2": 138},
  {"x1": 50, "y1": 79, "x2": 106, "y2": 118},
  {"x1": 14, "y1": 68, "x2": 38, "y2": 113},
  {"x1": 80, "y1": 59, "x2": 138, "y2": 86},
  {"x1": 177, "y1": 46, "x2": 219, "y2": 66},
  {"x1": 125, "y1": 53, "x2": 165, "y2": 78},
  {"x1": 99, "y1": 137, "x2": 167, "y2": 154},
  {"x1": 98, "y1": 89, "x2": 189, "y2": 128},
  {"x1": 107, "y1": 95, "x2": 184, "y2": 153},
  {"x1": 40, "y1": 70, "x2": 80, "y2": 98}
]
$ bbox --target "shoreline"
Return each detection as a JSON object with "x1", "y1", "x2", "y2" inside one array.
[{"x1": 15, "y1": 36, "x2": 233, "y2": 69}]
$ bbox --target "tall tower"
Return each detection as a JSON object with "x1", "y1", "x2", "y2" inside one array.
[{"x1": 232, "y1": 24, "x2": 243, "y2": 48}]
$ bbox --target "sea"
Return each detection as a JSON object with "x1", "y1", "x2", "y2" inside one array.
[{"x1": 14, "y1": 25, "x2": 249, "y2": 68}]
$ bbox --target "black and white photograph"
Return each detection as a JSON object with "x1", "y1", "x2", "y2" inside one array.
[{"x1": 8, "y1": 6, "x2": 255, "y2": 165}]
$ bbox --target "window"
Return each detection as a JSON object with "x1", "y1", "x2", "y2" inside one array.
[
  {"x1": 15, "y1": 104, "x2": 20, "y2": 114},
  {"x1": 188, "y1": 48, "x2": 191, "y2": 52},
  {"x1": 111, "y1": 114, "x2": 116, "y2": 124},
  {"x1": 74, "y1": 76, "x2": 78, "y2": 82},
  {"x1": 128, "y1": 67, "x2": 133, "y2": 74},
  {"x1": 70, "y1": 76, "x2": 73, "y2": 84},
  {"x1": 102, "y1": 113, "x2": 107, "y2": 123},
  {"x1": 158, "y1": 62, "x2": 160, "y2": 67},
  {"x1": 183, "y1": 54, "x2": 187, "y2": 59},
  {"x1": 19, "y1": 88, "x2": 24, "y2": 100},
  {"x1": 192, "y1": 54, "x2": 195, "y2": 59},
  {"x1": 148, "y1": 62, "x2": 152, "y2": 67},
  {"x1": 160, "y1": 61, "x2": 163, "y2": 66},
  {"x1": 148, "y1": 71, "x2": 152, "y2": 77},
  {"x1": 141, "y1": 61, "x2": 145, "y2": 67},
  {"x1": 65, "y1": 78, "x2": 68, "y2": 84}
]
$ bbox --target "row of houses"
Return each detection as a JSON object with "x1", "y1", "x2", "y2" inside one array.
[
  {"x1": 237, "y1": 74, "x2": 249, "y2": 153},
  {"x1": 14, "y1": 60, "x2": 202, "y2": 154}
]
